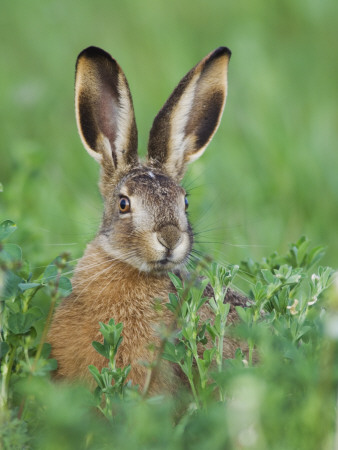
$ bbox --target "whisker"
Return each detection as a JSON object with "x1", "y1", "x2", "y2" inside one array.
[
  {"x1": 45, "y1": 243, "x2": 79, "y2": 246},
  {"x1": 191, "y1": 246, "x2": 257, "y2": 289},
  {"x1": 93, "y1": 273, "x2": 116, "y2": 303},
  {"x1": 45, "y1": 255, "x2": 121, "y2": 281},
  {"x1": 72, "y1": 262, "x2": 117, "y2": 301}
]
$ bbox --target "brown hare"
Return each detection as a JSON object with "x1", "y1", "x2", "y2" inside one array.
[{"x1": 48, "y1": 46, "x2": 247, "y2": 394}]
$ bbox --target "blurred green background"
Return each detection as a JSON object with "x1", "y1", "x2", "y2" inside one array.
[{"x1": 1, "y1": 0, "x2": 337, "y2": 269}]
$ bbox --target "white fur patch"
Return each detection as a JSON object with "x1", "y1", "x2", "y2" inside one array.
[
  {"x1": 171, "y1": 233, "x2": 190, "y2": 262},
  {"x1": 114, "y1": 72, "x2": 134, "y2": 167},
  {"x1": 166, "y1": 71, "x2": 200, "y2": 174}
]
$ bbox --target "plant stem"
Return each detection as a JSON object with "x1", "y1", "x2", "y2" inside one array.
[
  {"x1": 142, "y1": 366, "x2": 153, "y2": 397},
  {"x1": 0, "y1": 346, "x2": 16, "y2": 410},
  {"x1": 34, "y1": 298, "x2": 56, "y2": 365},
  {"x1": 142, "y1": 335, "x2": 168, "y2": 397},
  {"x1": 195, "y1": 357, "x2": 205, "y2": 389},
  {"x1": 22, "y1": 285, "x2": 43, "y2": 312},
  {"x1": 32, "y1": 274, "x2": 61, "y2": 368},
  {"x1": 218, "y1": 329, "x2": 224, "y2": 372},
  {"x1": 19, "y1": 274, "x2": 61, "y2": 420},
  {"x1": 248, "y1": 339, "x2": 254, "y2": 366},
  {"x1": 188, "y1": 375, "x2": 200, "y2": 409}
]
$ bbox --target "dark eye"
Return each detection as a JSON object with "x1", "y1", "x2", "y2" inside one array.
[
  {"x1": 184, "y1": 196, "x2": 189, "y2": 211},
  {"x1": 119, "y1": 196, "x2": 130, "y2": 213}
]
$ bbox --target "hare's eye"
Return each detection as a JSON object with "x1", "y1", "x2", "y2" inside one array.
[
  {"x1": 184, "y1": 196, "x2": 189, "y2": 211},
  {"x1": 119, "y1": 196, "x2": 130, "y2": 214}
]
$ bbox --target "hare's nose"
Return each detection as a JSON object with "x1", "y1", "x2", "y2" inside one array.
[{"x1": 157, "y1": 225, "x2": 182, "y2": 250}]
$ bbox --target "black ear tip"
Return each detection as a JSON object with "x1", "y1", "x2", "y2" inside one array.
[
  {"x1": 211, "y1": 46, "x2": 232, "y2": 60},
  {"x1": 77, "y1": 46, "x2": 113, "y2": 62}
]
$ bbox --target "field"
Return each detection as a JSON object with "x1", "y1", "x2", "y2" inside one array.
[{"x1": 1, "y1": 0, "x2": 338, "y2": 448}]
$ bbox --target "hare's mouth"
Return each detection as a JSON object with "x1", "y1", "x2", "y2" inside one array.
[
  {"x1": 159, "y1": 258, "x2": 170, "y2": 265},
  {"x1": 150, "y1": 256, "x2": 185, "y2": 273},
  {"x1": 153, "y1": 257, "x2": 175, "y2": 268}
]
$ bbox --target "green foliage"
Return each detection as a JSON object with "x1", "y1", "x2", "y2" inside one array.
[
  {"x1": 89, "y1": 319, "x2": 134, "y2": 419},
  {"x1": 0, "y1": 221, "x2": 17, "y2": 242},
  {"x1": 163, "y1": 264, "x2": 239, "y2": 406},
  {"x1": 0, "y1": 411, "x2": 30, "y2": 450},
  {"x1": 0, "y1": 220, "x2": 72, "y2": 425},
  {"x1": 1, "y1": 219, "x2": 337, "y2": 449}
]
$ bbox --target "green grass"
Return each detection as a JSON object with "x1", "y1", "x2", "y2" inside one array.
[
  {"x1": 0, "y1": 222, "x2": 336, "y2": 449},
  {"x1": 1, "y1": 0, "x2": 337, "y2": 270}
]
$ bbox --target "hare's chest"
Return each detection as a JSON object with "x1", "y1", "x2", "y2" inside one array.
[
  {"x1": 95, "y1": 293, "x2": 172, "y2": 361},
  {"x1": 92, "y1": 299, "x2": 175, "y2": 392}
]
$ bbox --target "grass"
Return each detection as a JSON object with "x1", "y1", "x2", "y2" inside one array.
[
  {"x1": 0, "y1": 221, "x2": 338, "y2": 450},
  {"x1": 0, "y1": 223, "x2": 336, "y2": 449}
]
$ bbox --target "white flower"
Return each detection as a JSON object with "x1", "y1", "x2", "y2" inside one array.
[
  {"x1": 287, "y1": 299, "x2": 299, "y2": 315},
  {"x1": 308, "y1": 296, "x2": 318, "y2": 306}
]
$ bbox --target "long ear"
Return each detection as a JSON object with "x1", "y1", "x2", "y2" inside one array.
[
  {"x1": 75, "y1": 46, "x2": 138, "y2": 170},
  {"x1": 147, "y1": 47, "x2": 231, "y2": 180}
]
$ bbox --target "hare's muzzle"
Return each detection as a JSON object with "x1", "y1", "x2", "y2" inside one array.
[{"x1": 156, "y1": 225, "x2": 183, "y2": 252}]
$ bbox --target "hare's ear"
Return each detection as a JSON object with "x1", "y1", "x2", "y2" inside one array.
[
  {"x1": 147, "y1": 47, "x2": 230, "y2": 180},
  {"x1": 75, "y1": 46, "x2": 138, "y2": 170}
]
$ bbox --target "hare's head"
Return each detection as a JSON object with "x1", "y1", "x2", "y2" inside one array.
[{"x1": 75, "y1": 46, "x2": 230, "y2": 273}]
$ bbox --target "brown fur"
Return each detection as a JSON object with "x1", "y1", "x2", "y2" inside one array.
[
  {"x1": 48, "y1": 45, "x2": 246, "y2": 395},
  {"x1": 49, "y1": 238, "x2": 247, "y2": 393},
  {"x1": 49, "y1": 239, "x2": 176, "y2": 393}
]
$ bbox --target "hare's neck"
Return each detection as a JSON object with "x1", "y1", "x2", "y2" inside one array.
[{"x1": 70, "y1": 239, "x2": 171, "y2": 306}]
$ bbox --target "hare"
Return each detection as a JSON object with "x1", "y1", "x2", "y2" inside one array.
[{"x1": 48, "y1": 46, "x2": 247, "y2": 394}]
